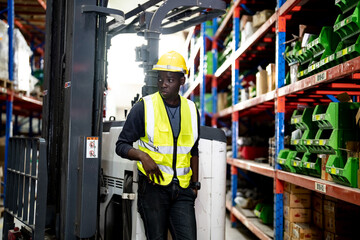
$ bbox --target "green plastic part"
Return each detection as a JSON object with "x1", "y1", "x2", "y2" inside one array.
[
  {"x1": 296, "y1": 35, "x2": 317, "y2": 64},
  {"x1": 285, "y1": 41, "x2": 301, "y2": 64},
  {"x1": 205, "y1": 51, "x2": 213, "y2": 75},
  {"x1": 310, "y1": 129, "x2": 356, "y2": 154},
  {"x1": 285, "y1": 72, "x2": 290, "y2": 85},
  {"x1": 300, "y1": 103, "x2": 360, "y2": 154},
  {"x1": 310, "y1": 27, "x2": 340, "y2": 59},
  {"x1": 259, "y1": 204, "x2": 273, "y2": 225},
  {"x1": 291, "y1": 108, "x2": 318, "y2": 152},
  {"x1": 336, "y1": 0, "x2": 360, "y2": 14},
  {"x1": 333, "y1": 2, "x2": 360, "y2": 41},
  {"x1": 318, "y1": 52, "x2": 337, "y2": 71},
  {"x1": 312, "y1": 102, "x2": 360, "y2": 129},
  {"x1": 335, "y1": 33, "x2": 360, "y2": 63},
  {"x1": 326, "y1": 151, "x2": 359, "y2": 188},
  {"x1": 277, "y1": 149, "x2": 297, "y2": 173},
  {"x1": 301, "y1": 152, "x2": 322, "y2": 178},
  {"x1": 254, "y1": 203, "x2": 264, "y2": 218},
  {"x1": 290, "y1": 151, "x2": 307, "y2": 174}
]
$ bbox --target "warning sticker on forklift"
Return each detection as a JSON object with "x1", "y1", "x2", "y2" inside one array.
[{"x1": 86, "y1": 137, "x2": 98, "y2": 158}]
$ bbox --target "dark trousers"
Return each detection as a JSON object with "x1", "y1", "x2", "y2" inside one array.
[{"x1": 137, "y1": 173, "x2": 197, "y2": 240}]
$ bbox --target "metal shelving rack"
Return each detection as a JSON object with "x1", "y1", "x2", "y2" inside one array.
[
  {"x1": 1, "y1": 0, "x2": 44, "y2": 198},
  {"x1": 184, "y1": 0, "x2": 360, "y2": 238}
]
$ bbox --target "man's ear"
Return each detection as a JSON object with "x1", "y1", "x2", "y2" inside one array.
[{"x1": 180, "y1": 76, "x2": 185, "y2": 86}]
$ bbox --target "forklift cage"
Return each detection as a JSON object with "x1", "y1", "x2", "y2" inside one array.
[{"x1": 3, "y1": 137, "x2": 47, "y2": 240}]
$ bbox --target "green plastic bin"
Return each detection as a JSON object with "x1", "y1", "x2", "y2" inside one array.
[
  {"x1": 301, "y1": 152, "x2": 322, "y2": 178},
  {"x1": 277, "y1": 149, "x2": 297, "y2": 173},
  {"x1": 326, "y1": 151, "x2": 359, "y2": 187}
]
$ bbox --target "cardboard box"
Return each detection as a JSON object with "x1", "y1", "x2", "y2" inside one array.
[
  {"x1": 240, "y1": 15, "x2": 252, "y2": 30},
  {"x1": 324, "y1": 231, "x2": 354, "y2": 240},
  {"x1": 217, "y1": 92, "x2": 228, "y2": 111},
  {"x1": 266, "y1": 63, "x2": 276, "y2": 92},
  {"x1": 324, "y1": 215, "x2": 355, "y2": 235},
  {"x1": 320, "y1": 154, "x2": 333, "y2": 181},
  {"x1": 252, "y1": 9, "x2": 274, "y2": 28},
  {"x1": 256, "y1": 70, "x2": 267, "y2": 96},
  {"x1": 323, "y1": 200, "x2": 359, "y2": 219},
  {"x1": 311, "y1": 194, "x2": 323, "y2": 213},
  {"x1": 284, "y1": 219, "x2": 292, "y2": 235},
  {"x1": 284, "y1": 182, "x2": 311, "y2": 194},
  {"x1": 345, "y1": 141, "x2": 360, "y2": 159},
  {"x1": 291, "y1": 223, "x2": 322, "y2": 240},
  {"x1": 284, "y1": 192, "x2": 311, "y2": 208},
  {"x1": 284, "y1": 206, "x2": 311, "y2": 223},
  {"x1": 312, "y1": 210, "x2": 323, "y2": 229}
]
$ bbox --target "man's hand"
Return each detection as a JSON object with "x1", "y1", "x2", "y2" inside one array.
[
  {"x1": 139, "y1": 152, "x2": 164, "y2": 184},
  {"x1": 192, "y1": 189, "x2": 198, "y2": 198}
]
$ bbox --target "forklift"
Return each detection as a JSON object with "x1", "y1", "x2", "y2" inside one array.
[{"x1": 3, "y1": 0, "x2": 227, "y2": 239}]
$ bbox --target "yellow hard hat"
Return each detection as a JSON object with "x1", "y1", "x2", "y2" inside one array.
[{"x1": 153, "y1": 51, "x2": 188, "y2": 74}]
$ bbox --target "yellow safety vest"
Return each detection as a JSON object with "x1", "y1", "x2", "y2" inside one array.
[{"x1": 137, "y1": 92, "x2": 198, "y2": 188}]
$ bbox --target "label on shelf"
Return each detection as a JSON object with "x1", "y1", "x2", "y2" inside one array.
[
  {"x1": 315, "y1": 182, "x2": 326, "y2": 193},
  {"x1": 291, "y1": 117, "x2": 300, "y2": 124},
  {"x1": 342, "y1": 48, "x2": 348, "y2": 56},
  {"x1": 316, "y1": 72, "x2": 327, "y2": 83},
  {"x1": 334, "y1": 16, "x2": 351, "y2": 30}
]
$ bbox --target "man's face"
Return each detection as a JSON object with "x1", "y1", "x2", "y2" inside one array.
[{"x1": 157, "y1": 71, "x2": 185, "y2": 100}]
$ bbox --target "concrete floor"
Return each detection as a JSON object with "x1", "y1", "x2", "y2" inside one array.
[{"x1": 0, "y1": 213, "x2": 257, "y2": 239}]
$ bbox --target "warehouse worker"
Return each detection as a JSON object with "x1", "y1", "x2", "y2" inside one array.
[{"x1": 116, "y1": 51, "x2": 200, "y2": 240}]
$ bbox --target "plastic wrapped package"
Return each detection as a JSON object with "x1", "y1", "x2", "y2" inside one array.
[
  {"x1": 0, "y1": 20, "x2": 9, "y2": 80},
  {"x1": 13, "y1": 29, "x2": 32, "y2": 93},
  {"x1": 290, "y1": 63, "x2": 298, "y2": 84},
  {"x1": 241, "y1": 22, "x2": 258, "y2": 46}
]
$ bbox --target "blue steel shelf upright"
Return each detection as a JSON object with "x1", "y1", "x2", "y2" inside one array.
[
  {"x1": 200, "y1": 22, "x2": 206, "y2": 126},
  {"x1": 4, "y1": 0, "x2": 15, "y2": 201},
  {"x1": 230, "y1": 4, "x2": 241, "y2": 228},
  {"x1": 274, "y1": 1, "x2": 286, "y2": 239}
]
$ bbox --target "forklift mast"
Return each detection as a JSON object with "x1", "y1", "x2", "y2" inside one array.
[{"x1": 3, "y1": 0, "x2": 226, "y2": 239}]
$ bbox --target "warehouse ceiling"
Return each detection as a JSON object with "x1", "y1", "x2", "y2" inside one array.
[
  {"x1": 0, "y1": 0, "x2": 228, "y2": 59},
  {"x1": 0, "y1": 0, "x2": 46, "y2": 56}
]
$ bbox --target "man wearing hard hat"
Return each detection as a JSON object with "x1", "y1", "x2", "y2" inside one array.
[{"x1": 116, "y1": 51, "x2": 200, "y2": 240}]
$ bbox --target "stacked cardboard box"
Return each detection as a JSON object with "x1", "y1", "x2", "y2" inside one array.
[
  {"x1": 291, "y1": 223, "x2": 321, "y2": 240},
  {"x1": 311, "y1": 193, "x2": 324, "y2": 230},
  {"x1": 284, "y1": 183, "x2": 313, "y2": 239},
  {"x1": 322, "y1": 197, "x2": 360, "y2": 239}
]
